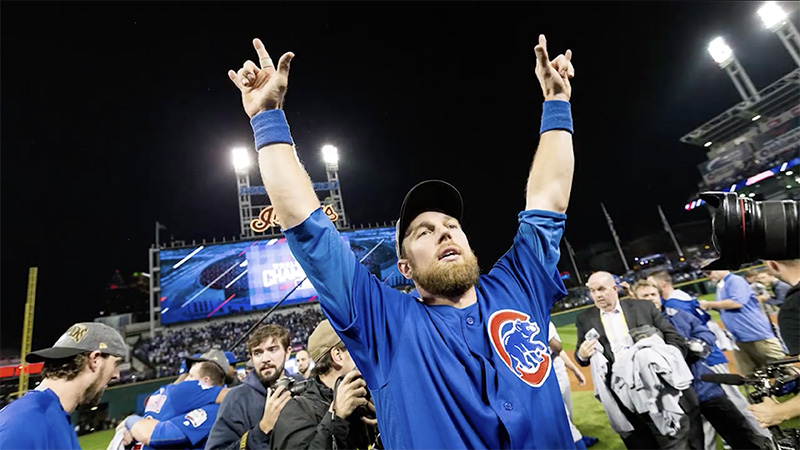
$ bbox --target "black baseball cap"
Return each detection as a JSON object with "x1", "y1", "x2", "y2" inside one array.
[{"x1": 395, "y1": 180, "x2": 463, "y2": 258}]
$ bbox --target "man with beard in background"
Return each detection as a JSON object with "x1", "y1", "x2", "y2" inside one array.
[
  {"x1": 227, "y1": 33, "x2": 577, "y2": 449},
  {"x1": 0, "y1": 323, "x2": 126, "y2": 449},
  {"x1": 206, "y1": 325, "x2": 301, "y2": 450}
]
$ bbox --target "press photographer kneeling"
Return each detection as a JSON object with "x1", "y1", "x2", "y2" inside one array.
[{"x1": 270, "y1": 320, "x2": 379, "y2": 450}]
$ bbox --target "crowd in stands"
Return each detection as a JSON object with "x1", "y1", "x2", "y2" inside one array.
[{"x1": 135, "y1": 307, "x2": 325, "y2": 378}]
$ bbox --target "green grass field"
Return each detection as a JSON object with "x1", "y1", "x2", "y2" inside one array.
[
  {"x1": 568, "y1": 391, "x2": 626, "y2": 449},
  {"x1": 78, "y1": 429, "x2": 114, "y2": 450}
]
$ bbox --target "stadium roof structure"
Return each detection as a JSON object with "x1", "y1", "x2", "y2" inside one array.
[{"x1": 680, "y1": 68, "x2": 800, "y2": 147}]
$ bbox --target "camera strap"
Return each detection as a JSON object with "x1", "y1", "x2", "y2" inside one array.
[{"x1": 328, "y1": 376, "x2": 347, "y2": 450}]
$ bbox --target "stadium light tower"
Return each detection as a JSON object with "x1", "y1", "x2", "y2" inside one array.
[
  {"x1": 758, "y1": 1, "x2": 800, "y2": 68},
  {"x1": 321, "y1": 144, "x2": 348, "y2": 229},
  {"x1": 232, "y1": 147, "x2": 254, "y2": 238},
  {"x1": 708, "y1": 37, "x2": 761, "y2": 103}
]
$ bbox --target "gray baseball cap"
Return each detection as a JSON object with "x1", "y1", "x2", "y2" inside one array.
[
  {"x1": 26, "y1": 322, "x2": 127, "y2": 363},
  {"x1": 187, "y1": 349, "x2": 231, "y2": 375}
]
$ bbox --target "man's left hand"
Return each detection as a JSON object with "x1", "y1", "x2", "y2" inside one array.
[{"x1": 534, "y1": 34, "x2": 574, "y2": 102}]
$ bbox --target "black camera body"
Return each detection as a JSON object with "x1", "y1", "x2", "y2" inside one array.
[
  {"x1": 700, "y1": 192, "x2": 800, "y2": 270},
  {"x1": 702, "y1": 357, "x2": 800, "y2": 450},
  {"x1": 274, "y1": 377, "x2": 312, "y2": 397},
  {"x1": 743, "y1": 358, "x2": 800, "y2": 404},
  {"x1": 740, "y1": 359, "x2": 800, "y2": 450}
]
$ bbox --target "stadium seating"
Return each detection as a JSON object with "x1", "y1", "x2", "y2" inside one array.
[{"x1": 135, "y1": 306, "x2": 325, "y2": 378}]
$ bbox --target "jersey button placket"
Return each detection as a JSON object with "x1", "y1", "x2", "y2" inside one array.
[
  {"x1": 503, "y1": 402, "x2": 513, "y2": 410},
  {"x1": 466, "y1": 316, "x2": 475, "y2": 326}
]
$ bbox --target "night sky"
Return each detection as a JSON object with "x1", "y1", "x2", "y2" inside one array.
[{"x1": 2, "y1": 2, "x2": 797, "y2": 353}]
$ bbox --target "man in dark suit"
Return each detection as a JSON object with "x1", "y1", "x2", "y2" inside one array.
[{"x1": 575, "y1": 271, "x2": 694, "y2": 450}]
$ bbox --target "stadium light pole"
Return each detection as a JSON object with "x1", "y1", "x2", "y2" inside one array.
[
  {"x1": 707, "y1": 36, "x2": 761, "y2": 103},
  {"x1": 758, "y1": 1, "x2": 800, "y2": 68},
  {"x1": 322, "y1": 144, "x2": 348, "y2": 229},
  {"x1": 232, "y1": 147, "x2": 254, "y2": 238}
]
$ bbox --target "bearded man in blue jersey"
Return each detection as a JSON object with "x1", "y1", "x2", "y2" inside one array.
[{"x1": 226, "y1": 33, "x2": 577, "y2": 449}]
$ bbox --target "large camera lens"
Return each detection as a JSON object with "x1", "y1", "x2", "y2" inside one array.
[{"x1": 699, "y1": 191, "x2": 800, "y2": 270}]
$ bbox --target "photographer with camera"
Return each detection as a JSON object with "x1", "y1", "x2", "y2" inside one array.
[
  {"x1": 206, "y1": 325, "x2": 302, "y2": 450},
  {"x1": 741, "y1": 259, "x2": 800, "y2": 434},
  {"x1": 270, "y1": 320, "x2": 378, "y2": 450},
  {"x1": 763, "y1": 260, "x2": 800, "y2": 357},
  {"x1": 696, "y1": 193, "x2": 800, "y2": 448}
]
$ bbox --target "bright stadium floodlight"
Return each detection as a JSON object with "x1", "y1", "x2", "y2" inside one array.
[
  {"x1": 758, "y1": 1, "x2": 800, "y2": 68},
  {"x1": 707, "y1": 36, "x2": 761, "y2": 102},
  {"x1": 232, "y1": 147, "x2": 251, "y2": 174},
  {"x1": 708, "y1": 37, "x2": 734, "y2": 67},
  {"x1": 322, "y1": 144, "x2": 339, "y2": 170},
  {"x1": 322, "y1": 144, "x2": 339, "y2": 164},
  {"x1": 320, "y1": 144, "x2": 348, "y2": 228},
  {"x1": 758, "y1": 2, "x2": 788, "y2": 31}
]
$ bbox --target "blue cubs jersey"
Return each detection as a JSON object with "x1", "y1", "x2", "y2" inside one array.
[
  {"x1": 143, "y1": 380, "x2": 222, "y2": 422},
  {"x1": 285, "y1": 207, "x2": 575, "y2": 450},
  {"x1": 144, "y1": 403, "x2": 220, "y2": 450},
  {"x1": 0, "y1": 389, "x2": 80, "y2": 450}
]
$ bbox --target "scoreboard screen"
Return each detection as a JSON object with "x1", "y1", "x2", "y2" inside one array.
[{"x1": 159, "y1": 226, "x2": 403, "y2": 324}]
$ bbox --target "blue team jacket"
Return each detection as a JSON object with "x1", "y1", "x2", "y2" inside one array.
[{"x1": 661, "y1": 307, "x2": 725, "y2": 403}]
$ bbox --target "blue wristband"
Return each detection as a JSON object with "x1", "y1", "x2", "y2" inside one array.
[
  {"x1": 251, "y1": 109, "x2": 295, "y2": 150},
  {"x1": 125, "y1": 414, "x2": 144, "y2": 430},
  {"x1": 540, "y1": 100, "x2": 573, "y2": 134}
]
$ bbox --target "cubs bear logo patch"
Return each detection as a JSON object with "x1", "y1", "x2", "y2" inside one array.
[{"x1": 488, "y1": 309, "x2": 551, "y2": 387}]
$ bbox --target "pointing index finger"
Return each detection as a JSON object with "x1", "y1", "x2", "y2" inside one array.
[
  {"x1": 534, "y1": 34, "x2": 550, "y2": 66},
  {"x1": 253, "y1": 38, "x2": 274, "y2": 69}
]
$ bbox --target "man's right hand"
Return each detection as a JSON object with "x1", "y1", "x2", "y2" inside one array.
[
  {"x1": 228, "y1": 38, "x2": 295, "y2": 118},
  {"x1": 578, "y1": 339, "x2": 597, "y2": 360},
  {"x1": 259, "y1": 385, "x2": 291, "y2": 434},
  {"x1": 333, "y1": 370, "x2": 369, "y2": 420}
]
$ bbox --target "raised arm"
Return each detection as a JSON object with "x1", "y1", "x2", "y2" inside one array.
[
  {"x1": 228, "y1": 39, "x2": 321, "y2": 229},
  {"x1": 525, "y1": 35, "x2": 575, "y2": 214},
  {"x1": 700, "y1": 299, "x2": 744, "y2": 311}
]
